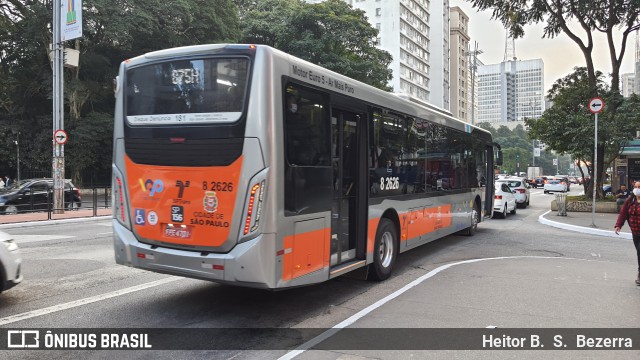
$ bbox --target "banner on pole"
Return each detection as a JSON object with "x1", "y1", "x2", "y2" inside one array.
[
  {"x1": 534, "y1": 148, "x2": 540, "y2": 157},
  {"x1": 61, "y1": 0, "x2": 82, "y2": 41}
]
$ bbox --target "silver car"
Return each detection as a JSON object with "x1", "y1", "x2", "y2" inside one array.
[{"x1": 0, "y1": 230, "x2": 22, "y2": 293}]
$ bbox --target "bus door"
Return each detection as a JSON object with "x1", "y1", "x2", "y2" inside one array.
[{"x1": 330, "y1": 109, "x2": 365, "y2": 266}]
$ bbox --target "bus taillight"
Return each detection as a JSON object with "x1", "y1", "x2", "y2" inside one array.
[
  {"x1": 112, "y1": 168, "x2": 131, "y2": 229},
  {"x1": 115, "y1": 177, "x2": 126, "y2": 222},
  {"x1": 243, "y1": 180, "x2": 265, "y2": 236}
]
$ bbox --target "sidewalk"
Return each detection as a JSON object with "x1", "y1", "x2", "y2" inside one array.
[
  {"x1": 0, "y1": 208, "x2": 111, "y2": 229},
  {"x1": 538, "y1": 209, "x2": 632, "y2": 239}
]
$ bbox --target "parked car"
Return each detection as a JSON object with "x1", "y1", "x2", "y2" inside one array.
[
  {"x1": 0, "y1": 178, "x2": 82, "y2": 215},
  {"x1": 496, "y1": 177, "x2": 530, "y2": 208},
  {"x1": 543, "y1": 179, "x2": 567, "y2": 194},
  {"x1": 493, "y1": 182, "x2": 517, "y2": 218},
  {"x1": 555, "y1": 176, "x2": 571, "y2": 191},
  {"x1": 0, "y1": 230, "x2": 22, "y2": 293}
]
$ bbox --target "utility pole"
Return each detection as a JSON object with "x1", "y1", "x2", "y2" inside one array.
[
  {"x1": 52, "y1": 1, "x2": 81, "y2": 213},
  {"x1": 53, "y1": 0, "x2": 65, "y2": 214},
  {"x1": 467, "y1": 42, "x2": 482, "y2": 125}
]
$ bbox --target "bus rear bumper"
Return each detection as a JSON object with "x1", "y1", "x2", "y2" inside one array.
[{"x1": 112, "y1": 220, "x2": 276, "y2": 289}]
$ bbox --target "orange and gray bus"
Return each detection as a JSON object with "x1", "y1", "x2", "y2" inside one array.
[{"x1": 112, "y1": 44, "x2": 500, "y2": 289}]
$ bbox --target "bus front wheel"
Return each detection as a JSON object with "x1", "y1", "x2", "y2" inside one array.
[{"x1": 369, "y1": 218, "x2": 398, "y2": 281}]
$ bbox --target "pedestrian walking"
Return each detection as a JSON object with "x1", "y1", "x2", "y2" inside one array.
[{"x1": 614, "y1": 181, "x2": 640, "y2": 285}]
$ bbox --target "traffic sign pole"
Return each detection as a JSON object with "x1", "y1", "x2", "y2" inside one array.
[
  {"x1": 588, "y1": 97, "x2": 604, "y2": 228},
  {"x1": 592, "y1": 112, "x2": 597, "y2": 227}
]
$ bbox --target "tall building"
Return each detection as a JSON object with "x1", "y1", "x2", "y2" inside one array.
[
  {"x1": 324, "y1": 0, "x2": 452, "y2": 110},
  {"x1": 477, "y1": 59, "x2": 545, "y2": 124},
  {"x1": 449, "y1": 6, "x2": 469, "y2": 121},
  {"x1": 621, "y1": 73, "x2": 636, "y2": 97}
]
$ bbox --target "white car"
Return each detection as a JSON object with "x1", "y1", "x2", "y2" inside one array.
[
  {"x1": 496, "y1": 177, "x2": 530, "y2": 208},
  {"x1": 544, "y1": 179, "x2": 567, "y2": 194},
  {"x1": 493, "y1": 182, "x2": 517, "y2": 218},
  {"x1": 0, "y1": 230, "x2": 22, "y2": 293}
]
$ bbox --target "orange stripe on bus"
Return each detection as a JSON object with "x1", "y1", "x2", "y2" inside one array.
[
  {"x1": 367, "y1": 217, "x2": 381, "y2": 255},
  {"x1": 282, "y1": 228, "x2": 330, "y2": 281},
  {"x1": 405, "y1": 204, "x2": 453, "y2": 241}
]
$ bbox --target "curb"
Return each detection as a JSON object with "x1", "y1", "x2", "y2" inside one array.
[
  {"x1": 0, "y1": 216, "x2": 111, "y2": 230},
  {"x1": 538, "y1": 210, "x2": 632, "y2": 240}
]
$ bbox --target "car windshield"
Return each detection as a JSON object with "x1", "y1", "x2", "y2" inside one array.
[{"x1": 548, "y1": 180, "x2": 561, "y2": 184}]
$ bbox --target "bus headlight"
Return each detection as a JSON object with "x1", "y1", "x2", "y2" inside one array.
[{"x1": 112, "y1": 166, "x2": 131, "y2": 230}]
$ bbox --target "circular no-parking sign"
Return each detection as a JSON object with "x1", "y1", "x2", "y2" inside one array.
[
  {"x1": 54, "y1": 129, "x2": 68, "y2": 145},
  {"x1": 588, "y1": 97, "x2": 605, "y2": 114}
]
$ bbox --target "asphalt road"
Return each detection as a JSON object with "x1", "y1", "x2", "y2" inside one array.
[{"x1": 1, "y1": 185, "x2": 638, "y2": 359}]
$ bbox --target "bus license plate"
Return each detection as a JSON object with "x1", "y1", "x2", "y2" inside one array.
[{"x1": 164, "y1": 225, "x2": 192, "y2": 239}]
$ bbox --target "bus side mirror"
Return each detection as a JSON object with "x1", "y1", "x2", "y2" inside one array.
[{"x1": 496, "y1": 150, "x2": 503, "y2": 166}]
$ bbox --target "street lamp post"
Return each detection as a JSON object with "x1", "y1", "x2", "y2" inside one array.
[{"x1": 14, "y1": 132, "x2": 20, "y2": 182}]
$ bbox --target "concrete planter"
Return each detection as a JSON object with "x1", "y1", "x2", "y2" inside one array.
[{"x1": 550, "y1": 200, "x2": 618, "y2": 213}]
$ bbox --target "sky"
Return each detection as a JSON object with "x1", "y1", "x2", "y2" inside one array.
[{"x1": 450, "y1": 0, "x2": 638, "y2": 93}]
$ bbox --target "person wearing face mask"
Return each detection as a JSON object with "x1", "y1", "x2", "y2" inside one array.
[{"x1": 614, "y1": 181, "x2": 640, "y2": 285}]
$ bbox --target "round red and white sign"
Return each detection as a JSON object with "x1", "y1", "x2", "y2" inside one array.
[
  {"x1": 588, "y1": 97, "x2": 604, "y2": 114},
  {"x1": 54, "y1": 129, "x2": 68, "y2": 145}
]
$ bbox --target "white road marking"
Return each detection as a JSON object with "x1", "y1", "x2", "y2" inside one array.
[
  {"x1": 96, "y1": 232, "x2": 113, "y2": 236},
  {"x1": 13, "y1": 235, "x2": 74, "y2": 244},
  {"x1": 96, "y1": 222, "x2": 113, "y2": 227},
  {"x1": 278, "y1": 256, "x2": 575, "y2": 360},
  {"x1": 0, "y1": 277, "x2": 180, "y2": 326}
]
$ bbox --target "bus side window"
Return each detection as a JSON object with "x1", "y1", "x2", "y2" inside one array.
[{"x1": 283, "y1": 84, "x2": 331, "y2": 215}]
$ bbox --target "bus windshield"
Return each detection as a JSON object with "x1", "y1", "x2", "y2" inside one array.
[{"x1": 126, "y1": 57, "x2": 250, "y2": 125}]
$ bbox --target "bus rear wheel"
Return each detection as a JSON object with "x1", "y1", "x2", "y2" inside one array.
[
  {"x1": 463, "y1": 203, "x2": 479, "y2": 236},
  {"x1": 368, "y1": 218, "x2": 398, "y2": 281}
]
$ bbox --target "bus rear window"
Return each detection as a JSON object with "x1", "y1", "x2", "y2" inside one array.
[{"x1": 126, "y1": 58, "x2": 250, "y2": 125}]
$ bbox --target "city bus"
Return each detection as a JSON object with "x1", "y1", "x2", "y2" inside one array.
[{"x1": 112, "y1": 44, "x2": 501, "y2": 289}]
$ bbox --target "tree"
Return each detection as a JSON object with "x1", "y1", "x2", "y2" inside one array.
[
  {"x1": 467, "y1": 0, "x2": 640, "y2": 93},
  {"x1": 467, "y1": 0, "x2": 640, "y2": 195},
  {"x1": 526, "y1": 67, "x2": 640, "y2": 195},
  {"x1": 0, "y1": 0, "x2": 240, "y2": 184},
  {"x1": 237, "y1": 0, "x2": 393, "y2": 90}
]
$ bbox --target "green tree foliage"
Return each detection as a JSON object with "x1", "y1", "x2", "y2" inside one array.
[
  {"x1": 0, "y1": 0, "x2": 239, "y2": 184},
  {"x1": 478, "y1": 122, "x2": 570, "y2": 176},
  {"x1": 526, "y1": 67, "x2": 640, "y2": 195},
  {"x1": 237, "y1": 0, "x2": 393, "y2": 90},
  {"x1": 466, "y1": 0, "x2": 640, "y2": 194}
]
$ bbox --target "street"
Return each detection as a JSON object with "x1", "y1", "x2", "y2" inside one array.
[{"x1": 1, "y1": 185, "x2": 639, "y2": 359}]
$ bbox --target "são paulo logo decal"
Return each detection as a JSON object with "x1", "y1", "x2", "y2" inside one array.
[{"x1": 203, "y1": 191, "x2": 218, "y2": 213}]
